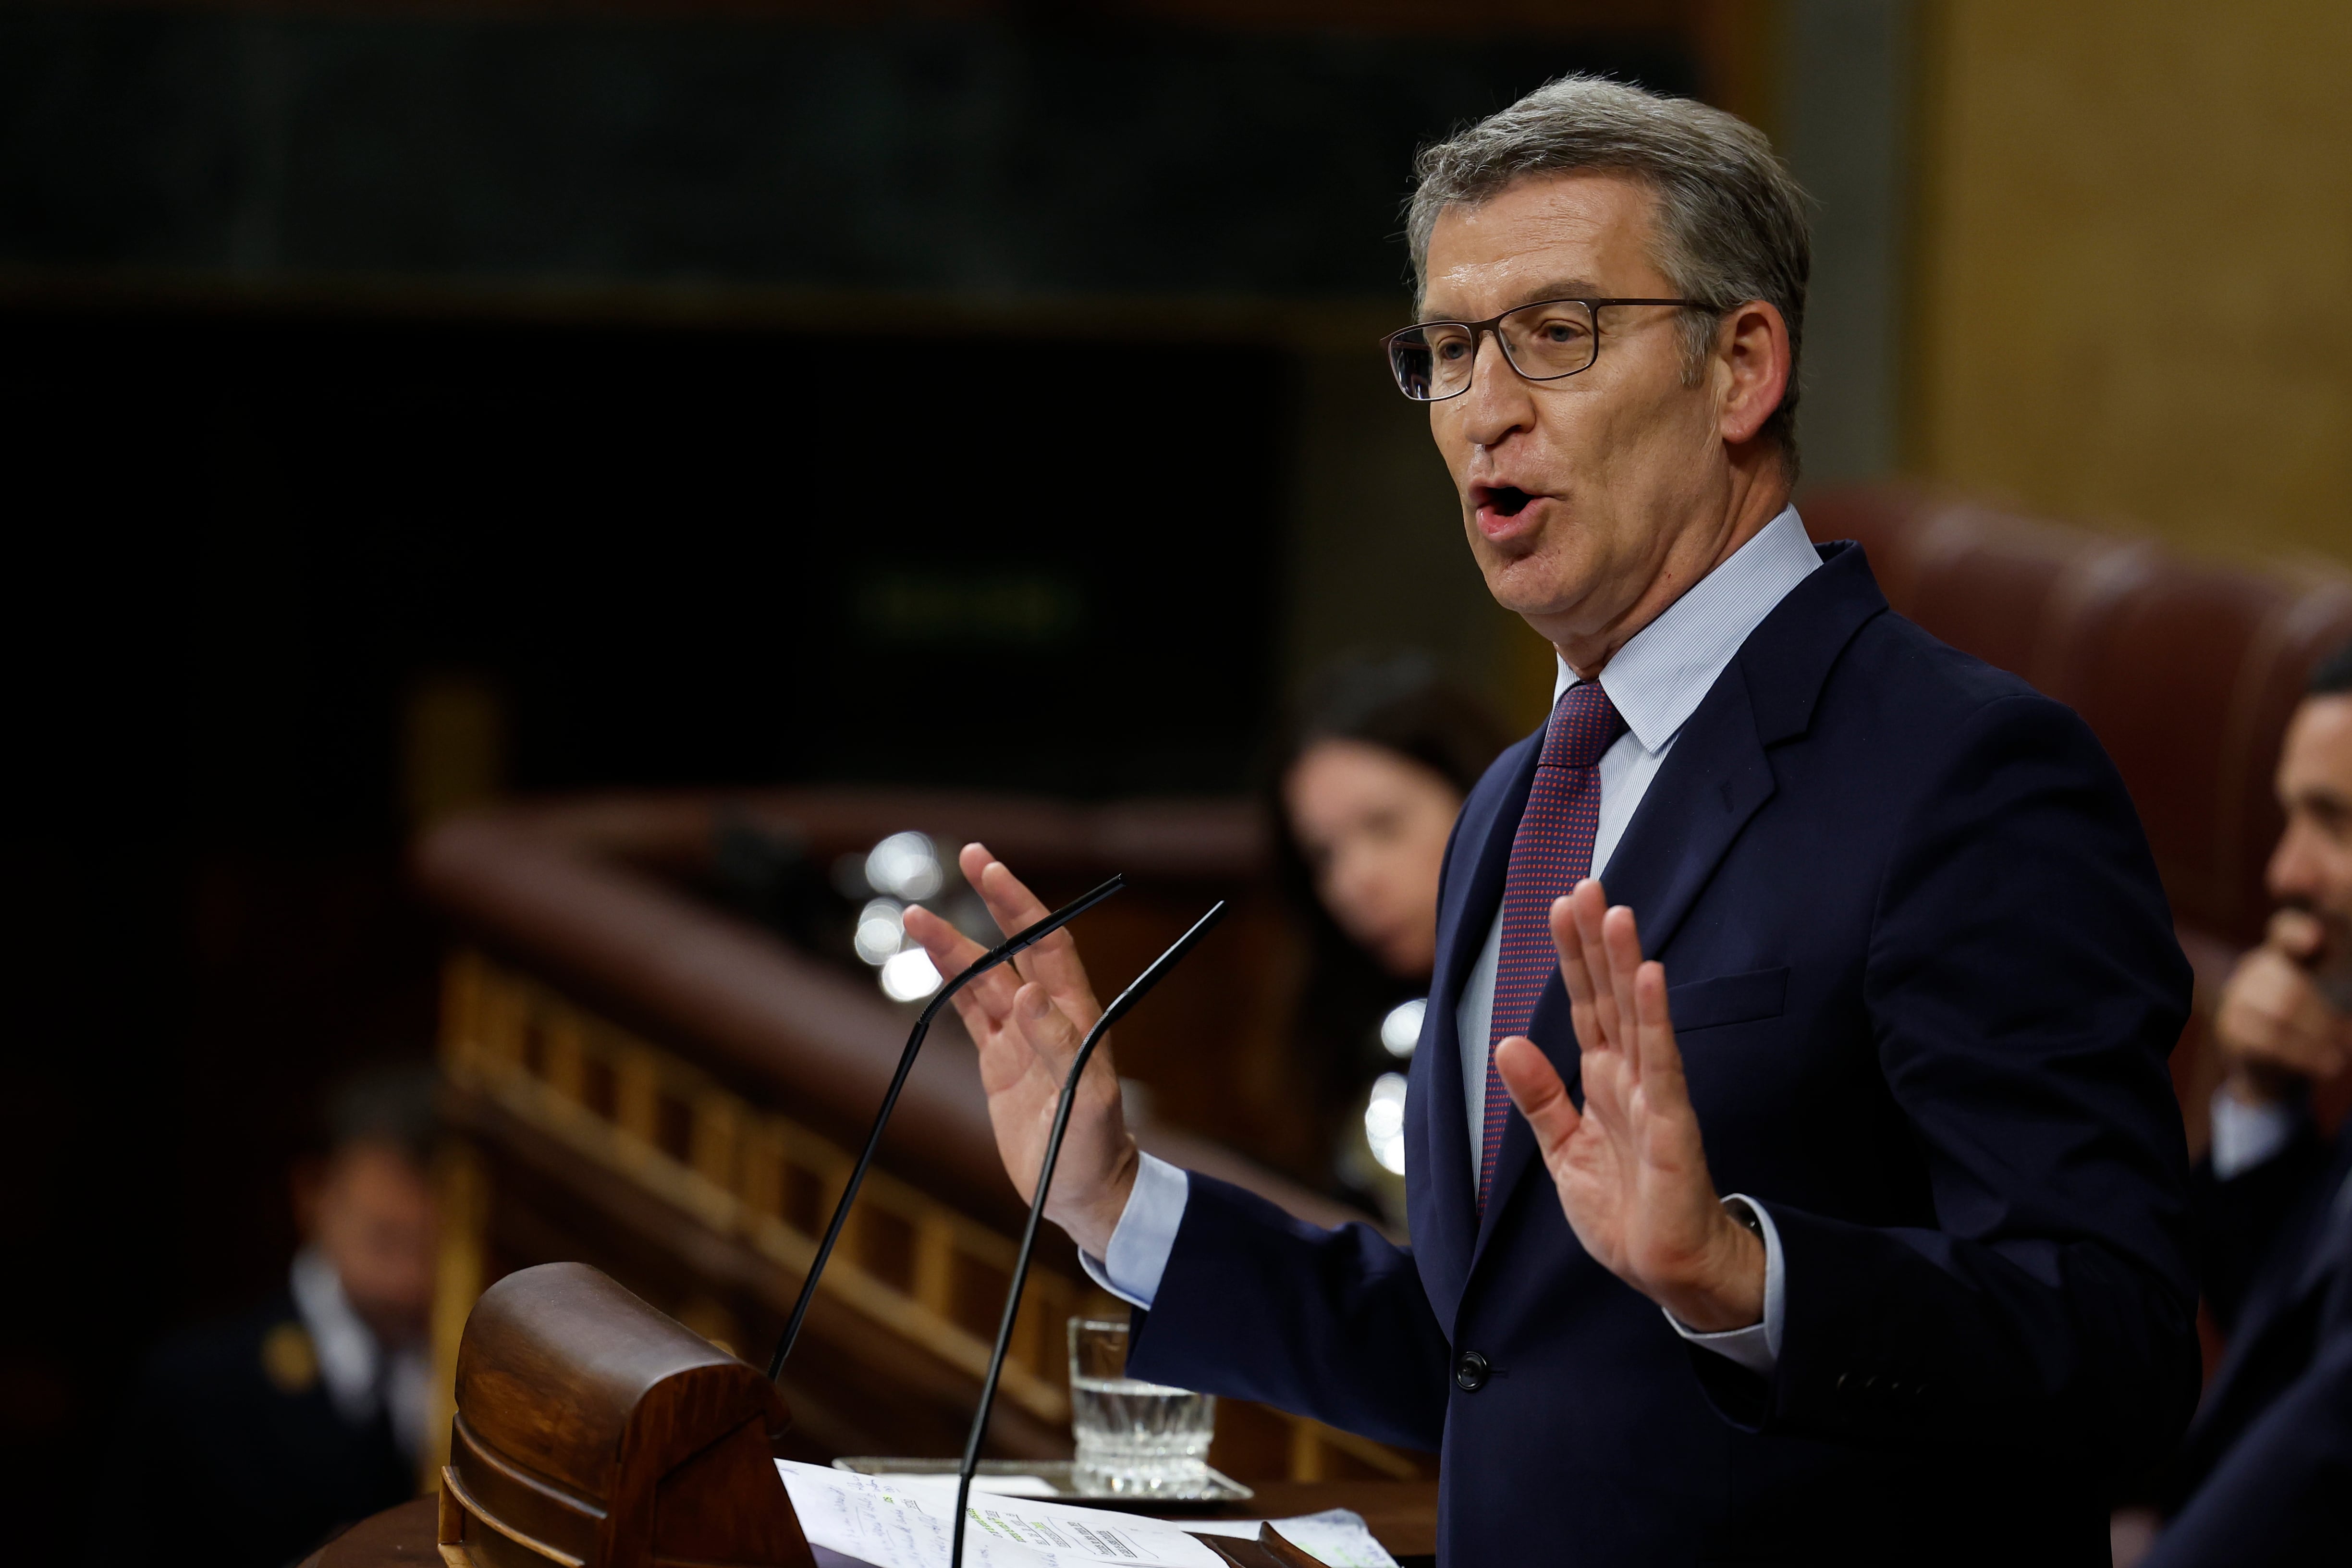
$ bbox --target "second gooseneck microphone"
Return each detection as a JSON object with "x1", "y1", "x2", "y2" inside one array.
[{"x1": 949, "y1": 900, "x2": 1229, "y2": 1567}]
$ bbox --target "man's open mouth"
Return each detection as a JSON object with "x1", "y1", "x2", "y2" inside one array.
[{"x1": 1483, "y1": 486, "x2": 1535, "y2": 517}]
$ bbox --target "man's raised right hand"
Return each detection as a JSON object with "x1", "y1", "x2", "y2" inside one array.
[{"x1": 900, "y1": 845, "x2": 1138, "y2": 1258}]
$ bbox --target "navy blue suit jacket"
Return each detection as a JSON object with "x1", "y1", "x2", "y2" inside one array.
[
  {"x1": 1129, "y1": 543, "x2": 2200, "y2": 1564},
  {"x1": 2150, "y1": 1126, "x2": 2352, "y2": 1565}
]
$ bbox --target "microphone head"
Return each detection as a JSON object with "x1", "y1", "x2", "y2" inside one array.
[{"x1": 1095, "y1": 900, "x2": 1227, "y2": 1032}]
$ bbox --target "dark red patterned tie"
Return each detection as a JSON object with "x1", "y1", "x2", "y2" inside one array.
[{"x1": 1478, "y1": 681, "x2": 1627, "y2": 1216}]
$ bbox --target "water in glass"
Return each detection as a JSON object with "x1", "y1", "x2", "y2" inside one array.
[{"x1": 1067, "y1": 1317, "x2": 1215, "y2": 1494}]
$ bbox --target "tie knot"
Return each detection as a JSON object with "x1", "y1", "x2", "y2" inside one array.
[{"x1": 1541, "y1": 681, "x2": 1627, "y2": 770}]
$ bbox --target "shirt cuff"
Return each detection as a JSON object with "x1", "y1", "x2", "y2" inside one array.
[
  {"x1": 1077, "y1": 1152, "x2": 1189, "y2": 1309},
  {"x1": 2210, "y1": 1087, "x2": 2300, "y2": 1179},
  {"x1": 1663, "y1": 1195, "x2": 1784, "y2": 1376}
]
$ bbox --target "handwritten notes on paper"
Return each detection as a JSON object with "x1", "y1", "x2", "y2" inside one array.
[
  {"x1": 778, "y1": 1462, "x2": 1226, "y2": 1567},
  {"x1": 773, "y1": 1463, "x2": 1399, "y2": 1568}
]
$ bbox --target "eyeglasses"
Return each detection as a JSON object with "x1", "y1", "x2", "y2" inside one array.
[{"x1": 1382, "y1": 297, "x2": 1714, "y2": 402}]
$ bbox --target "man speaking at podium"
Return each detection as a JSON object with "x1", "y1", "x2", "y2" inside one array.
[{"x1": 909, "y1": 77, "x2": 2197, "y2": 1564}]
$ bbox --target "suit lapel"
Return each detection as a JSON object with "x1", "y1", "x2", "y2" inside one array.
[
  {"x1": 1463, "y1": 542, "x2": 1889, "y2": 1274},
  {"x1": 1604, "y1": 540, "x2": 1889, "y2": 961},
  {"x1": 1411, "y1": 730, "x2": 1540, "y2": 1335},
  {"x1": 1597, "y1": 658, "x2": 1779, "y2": 953}
]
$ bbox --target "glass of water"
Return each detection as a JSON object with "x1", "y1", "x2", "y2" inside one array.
[{"x1": 1067, "y1": 1317, "x2": 1215, "y2": 1495}]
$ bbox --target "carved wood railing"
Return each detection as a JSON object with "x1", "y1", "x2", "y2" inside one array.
[
  {"x1": 438, "y1": 949, "x2": 1091, "y2": 1429},
  {"x1": 416, "y1": 789, "x2": 1434, "y2": 1490}
]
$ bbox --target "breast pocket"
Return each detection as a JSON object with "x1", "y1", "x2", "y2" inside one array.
[{"x1": 1665, "y1": 967, "x2": 1789, "y2": 1033}]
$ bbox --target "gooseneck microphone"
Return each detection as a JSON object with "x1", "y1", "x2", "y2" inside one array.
[
  {"x1": 950, "y1": 900, "x2": 1229, "y2": 1567},
  {"x1": 766, "y1": 874, "x2": 1127, "y2": 1383}
]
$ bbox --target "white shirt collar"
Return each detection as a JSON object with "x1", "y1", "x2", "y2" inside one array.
[
  {"x1": 290, "y1": 1243, "x2": 434, "y2": 1458},
  {"x1": 1553, "y1": 505, "x2": 1821, "y2": 753},
  {"x1": 290, "y1": 1244, "x2": 382, "y2": 1422}
]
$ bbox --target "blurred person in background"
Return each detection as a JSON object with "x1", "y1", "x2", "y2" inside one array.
[
  {"x1": 1269, "y1": 655, "x2": 1508, "y2": 1223},
  {"x1": 114, "y1": 1065, "x2": 440, "y2": 1568},
  {"x1": 2145, "y1": 639, "x2": 2352, "y2": 1567}
]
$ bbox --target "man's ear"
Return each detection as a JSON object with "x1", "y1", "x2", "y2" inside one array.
[{"x1": 1714, "y1": 300, "x2": 1792, "y2": 449}]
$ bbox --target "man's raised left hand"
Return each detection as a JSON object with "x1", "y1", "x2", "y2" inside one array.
[{"x1": 1493, "y1": 878, "x2": 1765, "y2": 1333}]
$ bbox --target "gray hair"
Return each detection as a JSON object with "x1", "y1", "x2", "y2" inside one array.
[{"x1": 1408, "y1": 76, "x2": 1811, "y2": 469}]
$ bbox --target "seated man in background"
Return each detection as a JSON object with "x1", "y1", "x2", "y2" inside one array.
[
  {"x1": 117, "y1": 1066, "x2": 439, "y2": 1568},
  {"x1": 2149, "y1": 640, "x2": 2352, "y2": 1566}
]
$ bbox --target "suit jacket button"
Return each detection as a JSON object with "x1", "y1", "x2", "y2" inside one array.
[{"x1": 1454, "y1": 1351, "x2": 1490, "y2": 1392}]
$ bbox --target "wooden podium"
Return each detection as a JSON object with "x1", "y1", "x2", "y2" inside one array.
[
  {"x1": 438, "y1": 1262, "x2": 815, "y2": 1568},
  {"x1": 428, "y1": 1262, "x2": 1375, "y2": 1568}
]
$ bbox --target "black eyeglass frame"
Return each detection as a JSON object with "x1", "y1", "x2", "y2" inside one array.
[{"x1": 1382, "y1": 297, "x2": 1718, "y2": 402}]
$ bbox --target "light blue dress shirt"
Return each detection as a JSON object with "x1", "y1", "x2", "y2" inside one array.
[{"x1": 1088, "y1": 506, "x2": 1822, "y2": 1376}]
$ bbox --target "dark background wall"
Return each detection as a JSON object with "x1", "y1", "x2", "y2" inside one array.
[
  {"x1": 0, "y1": 7, "x2": 1693, "y2": 293},
  {"x1": 0, "y1": 3, "x2": 1730, "y2": 1554}
]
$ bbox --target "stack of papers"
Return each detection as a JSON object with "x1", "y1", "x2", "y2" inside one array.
[{"x1": 775, "y1": 1461, "x2": 1398, "y2": 1568}]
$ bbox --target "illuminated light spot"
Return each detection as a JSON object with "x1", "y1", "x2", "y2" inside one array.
[
  {"x1": 1380, "y1": 998, "x2": 1426, "y2": 1058},
  {"x1": 854, "y1": 897, "x2": 907, "y2": 966},
  {"x1": 880, "y1": 947, "x2": 944, "y2": 1003},
  {"x1": 1364, "y1": 1072, "x2": 1409, "y2": 1176},
  {"x1": 866, "y1": 830, "x2": 945, "y2": 902}
]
